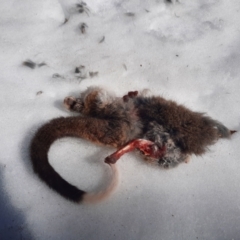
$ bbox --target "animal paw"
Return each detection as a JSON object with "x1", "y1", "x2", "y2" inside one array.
[{"x1": 63, "y1": 96, "x2": 84, "y2": 112}]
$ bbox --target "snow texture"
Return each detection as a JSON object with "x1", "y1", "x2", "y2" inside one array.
[{"x1": 0, "y1": 0, "x2": 240, "y2": 239}]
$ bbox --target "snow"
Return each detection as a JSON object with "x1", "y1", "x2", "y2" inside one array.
[{"x1": 0, "y1": 0, "x2": 240, "y2": 239}]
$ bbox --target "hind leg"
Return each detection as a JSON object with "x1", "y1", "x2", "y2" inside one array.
[{"x1": 105, "y1": 139, "x2": 166, "y2": 164}]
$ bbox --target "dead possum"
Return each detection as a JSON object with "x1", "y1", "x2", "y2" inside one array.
[{"x1": 30, "y1": 87, "x2": 234, "y2": 203}]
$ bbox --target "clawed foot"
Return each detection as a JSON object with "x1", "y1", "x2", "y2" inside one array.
[
  {"x1": 123, "y1": 91, "x2": 138, "y2": 102},
  {"x1": 63, "y1": 96, "x2": 84, "y2": 112}
]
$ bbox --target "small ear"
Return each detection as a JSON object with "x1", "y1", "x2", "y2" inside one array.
[{"x1": 140, "y1": 89, "x2": 152, "y2": 97}]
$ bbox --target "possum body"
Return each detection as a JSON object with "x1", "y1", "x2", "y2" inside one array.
[{"x1": 30, "y1": 87, "x2": 232, "y2": 203}]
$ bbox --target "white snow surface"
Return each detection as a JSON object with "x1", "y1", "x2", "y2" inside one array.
[{"x1": 1, "y1": 0, "x2": 240, "y2": 239}]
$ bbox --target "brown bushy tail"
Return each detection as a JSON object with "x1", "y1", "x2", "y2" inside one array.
[{"x1": 30, "y1": 116, "x2": 118, "y2": 203}]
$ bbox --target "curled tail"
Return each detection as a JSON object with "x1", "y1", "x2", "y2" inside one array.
[{"x1": 30, "y1": 116, "x2": 119, "y2": 203}]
